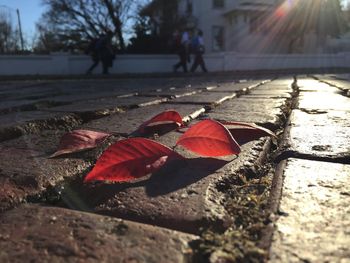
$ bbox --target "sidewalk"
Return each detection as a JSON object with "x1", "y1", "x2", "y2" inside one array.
[{"x1": 0, "y1": 74, "x2": 349, "y2": 262}]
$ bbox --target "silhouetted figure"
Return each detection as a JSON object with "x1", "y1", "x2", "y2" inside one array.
[
  {"x1": 190, "y1": 30, "x2": 208, "y2": 73},
  {"x1": 85, "y1": 38, "x2": 99, "y2": 74},
  {"x1": 96, "y1": 31, "x2": 115, "y2": 74},
  {"x1": 173, "y1": 29, "x2": 191, "y2": 73}
]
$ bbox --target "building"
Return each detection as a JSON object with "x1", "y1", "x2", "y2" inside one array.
[
  {"x1": 143, "y1": 0, "x2": 348, "y2": 54},
  {"x1": 143, "y1": 0, "x2": 286, "y2": 53}
]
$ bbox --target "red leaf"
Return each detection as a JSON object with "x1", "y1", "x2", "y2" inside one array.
[
  {"x1": 136, "y1": 110, "x2": 183, "y2": 134},
  {"x1": 176, "y1": 119, "x2": 241, "y2": 157},
  {"x1": 84, "y1": 138, "x2": 184, "y2": 183},
  {"x1": 220, "y1": 121, "x2": 276, "y2": 145},
  {"x1": 50, "y1": 130, "x2": 111, "y2": 158},
  {"x1": 220, "y1": 121, "x2": 276, "y2": 137}
]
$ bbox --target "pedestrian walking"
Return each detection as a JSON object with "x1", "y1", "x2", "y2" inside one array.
[
  {"x1": 190, "y1": 30, "x2": 208, "y2": 73},
  {"x1": 85, "y1": 38, "x2": 99, "y2": 74},
  {"x1": 96, "y1": 30, "x2": 115, "y2": 75},
  {"x1": 173, "y1": 29, "x2": 191, "y2": 73}
]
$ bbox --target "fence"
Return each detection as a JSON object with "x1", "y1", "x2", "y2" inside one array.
[{"x1": 0, "y1": 52, "x2": 349, "y2": 75}]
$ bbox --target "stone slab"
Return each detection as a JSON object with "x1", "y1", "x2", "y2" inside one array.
[
  {"x1": 0, "y1": 99, "x2": 48, "y2": 113},
  {"x1": 291, "y1": 109, "x2": 350, "y2": 127},
  {"x1": 0, "y1": 88, "x2": 62, "y2": 104},
  {"x1": 46, "y1": 96, "x2": 167, "y2": 113},
  {"x1": 169, "y1": 91, "x2": 237, "y2": 105},
  {"x1": 0, "y1": 112, "x2": 83, "y2": 142},
  {"x1": 0, "y1": 204, "x2": 197, "y2": 263},
  {"x1": 138, "y1": 87, "x2": 199, "y2": 98},
  {"x1": 205, "y1": 111, "x2": 283, "y2": 131},
  {"x1": 63, "y1": 130, "x2": 272, "y2": 234},
  {"x1": 0, "y1": 111, "x2": 71, "y2": 128},
  {"x1": 81, "y1": 103, "x2": 205, "y2": 135},
  {"x1": 320, "y1": 79, "x2": 350, "y2": 92},
  {"x1": 297, "y1": 79, "x2": 340, "y2": 93},
  {"x1": 208, "y1": 81, "x2": 261, "y2": 92},
  {"x1": 0, "y1": 131, "x2": 95, "y2": 212},
  {"x1": 270, "y1": 158, "x2": 350, "y2": 263},
  {"x1": 268, "y1": 79, "x2": 294, "y2": 86},
  {"x1": 0, "y1": 78, "x2": 184, "y2": 105},
  {"x1": 298, "y1": 91, "x2": 350, "y2": 112},
  {"x1": 205, "y1": 97, "x2": 289, "y2": 130},
  {"x1": 247, "y1": 90, "x2": 292, "y2": 99},
  {"x1": 45, "y1": 90, "x2": 139, "y2": 104},
  {"x1": 286, "y1": 110, "x2": 350, "y2": 158},
  {"x1": 214, "y1": 97, "x2": 288, "y2": 112},
  {"x1": 256, "y1": 85, "x2": 293, "y2": 92}
]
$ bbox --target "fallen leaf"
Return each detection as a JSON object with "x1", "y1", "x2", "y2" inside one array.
[
  {"x1": 50, "y1": 130, "x2": 111, "y2": 158},
  {"x1": 220, "y1": 121, "x2": 276, "y2": 145},
  {"x1": 176, "y1": 119, "x2": 241, "y2": 157},
  {"x1": 84, "y1": 138, "x2": 184, "y2": 182},
  {"x1": 135, "y1": 110, "x2": 183, "y2": 135}
]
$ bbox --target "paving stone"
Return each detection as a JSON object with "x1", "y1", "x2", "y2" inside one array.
[
  {"x1": 0, "y1": 131, "x2": 95, "y2": 212},
  {"x1": 205, "y1": 97, "x2": 289, "y2": 130},
  {"x1": 45, "y1": 90, "x2": 139, "y2": 104},
  {"x1": 0, "y1": 88, "x2": 62, "y2": 103},
  {"x1": 138, "y1": 87, "x2": 199, "y2": 98},
  {"x1": 270, "y1": 158, "x2": 350, "y2": 263},
  {"x1": 0, "y1": 78, "x2": 186, "y2": 106},
  {"x1": 207, "y1": 81, "x2": 261, "y2": 93},
  {"x1": 0, "y1": 111, "x2": 83, "y2": 142},
  {"x1": 267, "y1": 79, "x2": 294, "y2": 86},
  {"x1": 247, "y1": 90, "x2": 292, "y2": 99},
  {"x1": 46, "y1": 96, "x2": 167, "y2": 113},
  {"x1": 81, "y1": 103, "x2": 204, "y2": 135},
  {"x1": 169, "y1": 91, "x2": 237, "y2": 105},
  {"x1": 256, "y1": 84, "x2": 293, "y2": 91},
  {"x1": 0, "y1": 204, "x2": 197, "y2": 263},
  {"x1": 0, "y1": 99, "x2": 49, "y2": 113},
  {"x1": 285, "y1": 110, "x2": 350, "y2": 158},
  {"x1": 284, "y1": 79, "x2": 350, "y2": 158},
  {"x1": 297, "y1": 79, "x2": 340, "y2": 93},
  {"x1": 0, "y1": 111, "x2": 72, "y2": 128},
  {"x1": 205, "y1": 111, "x2": 283, "y2": 131},
  {"x1": 62, "y1": 130, "x2": 272, "y2": 234},
  {"x1": 0, "y1": 83, "x2": 139, "y2": 113},
  {"x1": 0, "y1": 81, "x2": 51, "y2": 93},
  {"x1": 219, "y1": 97, "x2": 288, "y2": 111},
  {"x1": 319, "y1": 79, "x2": 350, "y2": 93},
  {"x1": 298, "y1": 91, "x2": 350, "y2": 111},
  {"x1": 291, "y1": 109, "x2": 350, "y2": 127}
]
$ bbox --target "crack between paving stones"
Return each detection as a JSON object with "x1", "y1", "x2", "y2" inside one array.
[
  {"x1": 259, "y1": 75, "x2": 350, "y2": 262},
  {"x1": 189, "y1": 77, "x2": 299, "y2": 262},
  {"x1": 255, "y1": 75, "x2": 300, "y2": 257}
]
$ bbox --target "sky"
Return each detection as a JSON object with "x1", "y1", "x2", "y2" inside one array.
[{"x1": 0, "y1": 0, "x2": 45, "y2": 39}]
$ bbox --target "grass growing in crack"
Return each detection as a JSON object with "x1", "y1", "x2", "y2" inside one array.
[{"x1": 192, "y1": 166, "x2": 273, "y2": 263}]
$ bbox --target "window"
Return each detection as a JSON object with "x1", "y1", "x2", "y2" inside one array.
[
  {"x1": 213, "y1": 0, "x2": 224, "y2": 9},
  {"x1": 212, "y1": 26, "x2": 224, "y2": 51},
  {"x1": 186, "y1": 2, "x2": 193, "y2": 14}
]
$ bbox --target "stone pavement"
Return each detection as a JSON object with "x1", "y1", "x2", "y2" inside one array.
[{"x1": 0, "y1": 74, "x2": 349, "y2": 262}]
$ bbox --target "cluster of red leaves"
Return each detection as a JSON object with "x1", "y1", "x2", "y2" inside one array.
[{"x1": 50, "y1": 110, "x2": 275, "y2": 183}]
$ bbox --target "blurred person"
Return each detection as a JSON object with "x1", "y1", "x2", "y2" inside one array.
[
  {"x1": 173, "y1": 29, "x2": 191, "y2": 73},
  {"x1": 190, "y1": 29, "x2": 208, "y2": 73},
  {"x1": 85, "y1": 37, "x2": 99, "y2": 74},
  {"x1": 96, "y1": 30, "x2": 115, "y2": 74}
]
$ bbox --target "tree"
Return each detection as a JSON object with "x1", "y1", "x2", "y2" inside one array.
[
  {"x1": 269, "y1": 0, "x2": 347, "y2": 52},
  {"x1": 32, "y1": 22, "x2": 66, "y2": 53},
  {"x1": 127, "y1": 0, "x2": 186, "y2": 53},
  {"x1": 0, "y1": 9, "x2": 20, "y2": 53},
  {"x1": 38, "y1": 0, "x2": 139, "y2": 52}
]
